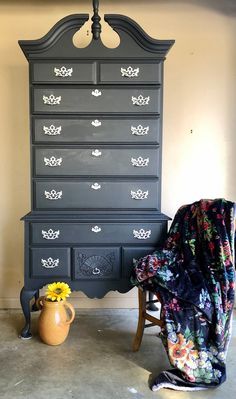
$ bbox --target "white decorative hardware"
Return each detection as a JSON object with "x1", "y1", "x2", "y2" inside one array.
[
  {"x1": 92, "y1": 149, "x2": 102, "y2": 157},
  {"x1": 121, "y1": 66, "x2": 139, "y2": 78},
  {"x1": 133, "y1": 229, "x2": 151, "y2": 240},
  {"x1": 131, "y1": 156, "x2": 149, "y2": 167},
  {"x1": 132, "y1": 95, "x2": 150, "y2": 106},
  {"x1": 54, "y1": 66, "x2": 73, "y2": 77},
  {"x1": 44, "y1": 156, "x2": 63, "y2": 167},
  {"x1": 91, "y1": 119, "x2": 102, "y2": 127},
  {"x1": 43, "y1": 125, "x2": 62, "y2": 136},
  {"x1": 131, "y1": 189, "x2": 149, "y2": 200},
  {"x1": 91, "y1": 183, "x2": 101, "y2": 190},
  {"x1": 92, "y1": 89, "x2": 102, "y2": 97},
  {"x1": 41, "y1": 257, "x2": 60, "y2": 269},
  {"x1": 43, "y1": 94, "x2": 61, "y2": 105},
  {"x1": 92, "y1": 267, "x2": 101, "y2": 275},
  {"x1": 131, "y1": 125, "x2": 149, "y2": 136},
  {"x1": 44, "y1": 190, "x2": 63, "y2": 200},
  {"x1": 42, "y1": 229, "x2": 60, "y2": 240},
  {"x1": 91, "y1": 226, "x2": 102, "y2": 233}
]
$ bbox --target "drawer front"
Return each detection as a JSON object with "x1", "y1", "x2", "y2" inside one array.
[
  {"x1": 32, "y1": 62, "x2": 95, "y2": 83},
  {"x1": 33, "y1": 117, "x2": 160, "y2": 144},
  {"x1": 32, "y1": 87, "x2": 160, "y2": 114},
  {"x1": 99, "y1": 62, "x2": 162, "y2": 84},
  {"x1": 30, "y1": 247, "x2": 70, "y2": 278},
  {"x1": 31, "y1": 222, "x2": 166, "y2": 245},
  {"x1": 34, "y1": 180, "x2": 159, "y2": 210},
  {"x1": 72, "y1": 247, "x2": 121, "y2": 280},
  {"x1": 34, "y1": 148, "x2": 159, "y2": 177},
  {"x1": 122, "y1": 246, "x2": 157, "y2": 277}
]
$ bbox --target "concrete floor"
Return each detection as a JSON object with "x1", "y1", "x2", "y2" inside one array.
[{"x1": 0, "y1": 309, "x2": 235, "y2": 399}]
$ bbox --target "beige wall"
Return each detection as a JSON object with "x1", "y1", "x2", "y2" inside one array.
[{"x1": 0, "y1": 0, "x2": 235, "y2": 308}]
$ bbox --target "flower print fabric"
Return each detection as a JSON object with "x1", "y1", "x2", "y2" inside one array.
[{"x1": 131, "y1": 198, "x2": 235, "y2": 391}]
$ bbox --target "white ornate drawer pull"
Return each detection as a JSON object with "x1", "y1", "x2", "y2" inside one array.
[
  {"x1": 41, "y1": 257, "x2": 59, "y2": 269},
  {"x1": 91, "y1": 183, "x2": 101, "y2": 190},
  {"x1": 133, "y1": 229, "x2": 151, "y2": 240},
  {"x1": 44, "y1": 156, "x2": 63, "y2": 167},
  {"x1": 92, "y1": 89, "x2": 102, "y2": 97},
  {"x1": 92, "y1": 267, "x2": 101, "y2": 275},
  {"x1": 91, "y1": 119, "x2": 102, "y2": 127},
  {"x1": 131, "y1": 125, "x2": 149, "y2": 136},
  {"x1": 121, "y1": 66, "x2": 139, "y2": 78},
  {"x1": 92, "y1": 149, "x2": 102, "y2": 157},
  {"x1": 131, "y1": 189, "x2": 149, "y2": 200},
  {"x1": 91, "y1": 226, "x2": 102, "y2": 233},
  {"x1": 43, "y1": 125, "x2": 62, "y2": 136},
  {"x1": 132, "y1": 95, "x2": 150, "y2": 106},
  {"x1": 43, "y1": 94, "x2": 61, "y2": 105},
  {"x1": 131, "y1": 157, "x2": 149, "y2": 167},
  {"x1": 42, "y1": 229, "x2": 60, "y2": 240},
  {"x1": 44, "y1": 190, "x2": 62, "y2": 200},
  {"x1": 54, "y1": 66, "x2": 73, "y2": 77}
]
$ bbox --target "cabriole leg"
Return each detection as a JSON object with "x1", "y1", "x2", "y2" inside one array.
[{"x1": 19, "y1": 287, "x2": 37, "y2": 339}]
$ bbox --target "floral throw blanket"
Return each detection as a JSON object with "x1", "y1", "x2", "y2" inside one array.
[{"x1": 131, "y1": 199, "x2": 235, "y2": 391}]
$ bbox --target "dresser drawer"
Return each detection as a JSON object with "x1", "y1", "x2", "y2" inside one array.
[
  {"x1": 72, "y1": 247, "x2": 121, "y2": 280},
  {"x1": 34, "y1": 147, "x2": 159, "y2": 177},
  {"x1": 34, "y1": 180, "x2": 159, "y2": 210},
  {"x1": 33, "y1": 117, "x2": 160, "y2": 144},
  {"x1": 30, "y1": 247, "x2": 70, "y2": 278},
  {"x1": 122, "y1": 246, "x2": 156, "y2": 277},
  {"x1": 31, "y1": 222, "x2": 165, "y2": 244},
  {"x1": 32, "y1": 62, "x2": 95, "y2": 83},
  {"x1": 32, "y1": 87, "x2": 160, "y2": 114},
  {"x1": 99, "y1": 62, "x2": 162, "y2": 84}
]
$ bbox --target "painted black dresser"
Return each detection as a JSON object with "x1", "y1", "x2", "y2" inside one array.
[{"x1": 19, "y1": 6, "x2": 174, "y2": 338}]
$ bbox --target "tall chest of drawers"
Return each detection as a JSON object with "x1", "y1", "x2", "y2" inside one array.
[{"x1": 19, "y1": 9, "x2": 174, "y2": 338}]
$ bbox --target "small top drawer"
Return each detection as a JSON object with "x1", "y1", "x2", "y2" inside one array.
[
  {"x1": 99, "y1": 62, "x2": 162, "y2": 84},
  {"x1": 31, "y1": 62, "x2": 95, "y2": 84}
]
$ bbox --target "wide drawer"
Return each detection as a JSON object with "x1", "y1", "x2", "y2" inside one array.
[
  {"x1": 72, "y1": 247, "x2": 121, "y2": 280},
  {"x1": 31, "y1": 222, "x2": 166, "y2": 244},
  {"x1": 34, "y1": 180, "x2": 159, "y2": 210},
  {"x1": 33, "y1": 117, "x2": 160, "y2": 144},
  {"x1": 32, "y1": 62, "x2": 95, "y2": 83},
  {"x1": 32, "y1": 87, "x2": 160, "y2": 114},
  {"x1": 30, "y1": 247, "x2": 71, "y2": 278},
  {"x1": 99, "y1": 62, "x2": 162, "y2": 84},
  {"x1": 34, "y1": 147, "x2": 159, "y2": 177}
]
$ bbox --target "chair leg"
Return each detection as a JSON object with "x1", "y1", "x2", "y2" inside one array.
[{"x1": 133, "y1": 289, "x2": 147, "y2": 352}]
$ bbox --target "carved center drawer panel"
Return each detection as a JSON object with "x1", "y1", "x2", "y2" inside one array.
[
  {"x1": 99, "y1": 63, "x2": 162, "y2": 84},
  {"x1": 34, "y1": 180, "x2": 159, "y2": 210},
  {"x1": 34, "y1": 147, "x2": 159, "y2": 176},
  {"x1": 32, "y1": 62, "x2": 95, "y2": 83},
  {"x1": 32, "y1": 87, "x2": 160, "y2": 113}
]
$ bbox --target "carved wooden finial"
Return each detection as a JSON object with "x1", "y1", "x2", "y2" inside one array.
[{"x1": 91, "y1": 0, "x2": 101, "y2": 40}]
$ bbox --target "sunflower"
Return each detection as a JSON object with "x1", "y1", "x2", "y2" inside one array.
[{"x1": 45, "y1": 282, "x2": 71, "y2": 302}]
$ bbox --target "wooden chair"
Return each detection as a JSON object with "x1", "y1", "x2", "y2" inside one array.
[{"x1": 133, "y1": 288, "x2": 164, "y2": 351}]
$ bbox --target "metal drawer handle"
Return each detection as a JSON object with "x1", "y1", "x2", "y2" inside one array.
[
  {"x1": 133, "y1": 229, "x2": 151, "y2": 240},
  {"x1": 131, "y1": 125, "x2": 149, "y2": 136},
  {"x1": 43, "y1": 125, "x2": 62, "y2": 136},
  {"x1": 42, "y1": 229, "x2": 60, "y2": 240},
  {"x1": 54, "y1": 66, "x2": 73, "y2": 77},
  {"x1": 121, "y1": 66, "x2": 139, "y2": 78},
  {"x1": 91, "y1": 226, "x2": 102, "y2": 233},
  {"x1": 131, "y1": 189, "x2": 149, "y2": 200},
  {"x1": 92, "y1": 89, "x2": 102, "y2": 97},
  {"x1": 43, "y1": 95, "x2": 61, "y2": 105},
  {"x1": 92, "y1": 149, "x2": 102, "y2": 157},
  {"x1": 132, "y1": 95, "x2": 150, "y2": 106},
  {"x1": 91, "y1": 183, "x2": 101, "y2": 190},
  {"x1": 44, "y1": 156, "x2": 63, "y2": 167},
  {"x1": 44, "y1": 190, "x2": 63, "y2": 200},
  {"x1": 41, "y1": 257, "x2": 59, "y2": 268},
  {"x1": 92, "y1": 267, "x2": 101, "y2": 275},
  {"x1": 131, "y1": 156, "x2": 149, "y2": 167},
  {"x1": 91, "y1": 119, "x2": 102, "y2": 127}
]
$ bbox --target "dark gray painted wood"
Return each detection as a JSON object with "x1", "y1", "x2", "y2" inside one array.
[
  {"x1": 32, "y1": 62, "x2": 96, "y2": 83},
  {"x1": 30, "y1": 247, "x2": 71, "y2": 278},
  {"x1": 122, "y1": 246, "x2": 156, "y2": 277},
  {"x1": 99, "y1": 62, "x2": 162, "y2": 84}
]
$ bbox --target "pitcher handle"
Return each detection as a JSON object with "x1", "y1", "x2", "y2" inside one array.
[
  {"x1": 64, "y1": 302, "x2": 75, "y2": 325},
  {"x1": 36, "y1": 296, "x2": 44, "y2": 310}
]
